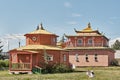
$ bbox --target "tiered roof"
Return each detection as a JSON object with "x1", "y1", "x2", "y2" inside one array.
[
  {"x1": 74, "y1": 23, "x2": 101, "y2": 34},
  {"x1": 65, "y1": 23, "x2": 108, "y2": 39}
]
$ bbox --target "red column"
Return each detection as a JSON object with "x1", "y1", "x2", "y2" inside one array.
[
  {"x1": 102, "y1": 37, "x2": 103, "y2": 47},
  {"x1": 75, "y1": 37, "x2": 77, "y2": 47},
  {"x1": 30, "y1": 53, "x2": 32, "y2": 69},
  {"x1": 92, "y1": 37, "x2": 94, "y2": 47},
  {"x1": 84, "y1": 37, "x2": 86, "y2": 47}
]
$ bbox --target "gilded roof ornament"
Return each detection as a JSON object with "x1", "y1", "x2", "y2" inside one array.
[
  {"x1": 88, "y1": 22, "x2": 91, "y2": 28},
  {"x1": 36, "y1": 23, "x2": 44, "y2": 30},
  {"x1": 82, "y1": 22, "x2": 92, "y2": 31},
  {"x1": 26, "y1": 23, "x2": 58, "y2": 36}
]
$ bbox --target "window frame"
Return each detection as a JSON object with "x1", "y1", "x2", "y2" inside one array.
[
  {"x1": 94, "y1": 54, "x2": 98, "y2": 62},
  {"x1": 47, "y1": 55, "x2": 53, "y2": 61},
  {"x1": 77, "y1": 39, "x2": 83, "y2": 45},
  {"x1": 75, "y1": 54, "x2": 79, "y2": 62},
  {"x1": 85, "y1": 54, "x2": 89, "y2": 62},
  {"x1": 63, "y1": 54, "x2": 67, "y2": 62},
  {"x1": 88, "y1": 38, "x2": 93, "y2": 44}
]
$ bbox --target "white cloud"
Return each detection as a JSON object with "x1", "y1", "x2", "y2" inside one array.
[
  {"x1": 0, "y1": 33, "x2": 25, "y2": 51},
  {"x1": 1, "y1": 34, "x2": 25, "y2": 40},
  {"x1": 109, "y1": 17, "x2": 119, "y2": 20},
  {"x1": 10, "y1": 34, "x2": 25, "y2": 39},
  {"x1": 64, "y1": 2, "x2": 71, "y2": 8},
  {"x1": 67, "y1": 21, "x2": 78, "y2": 25},
  {"x1": 108, "y1": 21, "x2": 114, "y2": 24},
  {"x1": 72, "y1": 13, "x2": 82, "y2": 17}
]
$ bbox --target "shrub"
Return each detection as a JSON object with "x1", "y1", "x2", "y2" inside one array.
[
  {"x1": 110, "y1": 59, "x2": 119, "y2": 66},
  {"x1": 52, "y1": 64, "x2": 73, "y2": 73},
  {"x1": 42, "y1": 63, "x2": 54, "y2": 73},
  {"x1": 42, "y1": 63, "x2": 73, "y2": 73},
  {"x1": 4, "y1": 59, "x2": 9, "y2": 67},
  {"x1": 0, "y1": 60, "x2": 9, "y2": 68}
]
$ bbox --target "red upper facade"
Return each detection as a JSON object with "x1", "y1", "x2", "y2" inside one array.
[
  {"x1": 65, "y1": 23, "x2": 109, "y2": 48},
  {"x1": 24, "y1": 24, "x2": 58, "y2": 46}
]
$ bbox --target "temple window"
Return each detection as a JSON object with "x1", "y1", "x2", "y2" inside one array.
[
  {"x1": 63, "y1": 54, "x2": 66, "y2": 61},
  {"x1": 75, "y1": 54, "x2": 79, "y2": 62},
  {"x1": 51, "y1": 37, "x2": 56, "y2": 45},
  {"x1": 77, "y1": 39, "x2": 83, "y2": 45},
  {"x1": 94, "y1": 54, "x2": 98, "y2": 62},
  {"x1": 53, "y1": 38, "x2": 56, "y2": 43},
  {"x1": 85, "y1": 54, "x2": 89, "y2": 62},
  {"x1": 88, "y1": 39, "x2": 92, "y2": 44},
  {"x1": 106, "y1": 40, "x2": 109, "y2": 47},
  {"x1": 47, "y1": 55, "x2": 53, "y2": 61}
]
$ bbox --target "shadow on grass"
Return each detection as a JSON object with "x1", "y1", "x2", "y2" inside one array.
[{"x1": 73, "y1": 70, "x2": 87, "y2": 73}]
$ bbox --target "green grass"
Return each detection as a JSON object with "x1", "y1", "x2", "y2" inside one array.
[{"x1": 0, "y1": 67, "x2": 120, "y2": 80}]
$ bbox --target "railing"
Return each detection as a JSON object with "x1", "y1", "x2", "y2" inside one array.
[
  {"x1": 11, "y1": 63, "x2": 31, "y2": 70},
  {"x1": 32, "y1": 66, "x2": 42, "y2": 74}
]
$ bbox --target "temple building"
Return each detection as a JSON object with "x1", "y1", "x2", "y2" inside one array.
[
  {"x1": 9, "y1": 24, "x2": 69, "y2": 74},
  {"x1": 9, "y1": 23, "x2": 115, "y2": 74},
  {"x1": 64, "y1": 23, "x2": 115, "y2": 67}
]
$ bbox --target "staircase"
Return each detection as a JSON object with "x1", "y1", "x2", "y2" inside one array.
[{"x1": 32, "y1": 66, "x2": 42, "y2": 74}]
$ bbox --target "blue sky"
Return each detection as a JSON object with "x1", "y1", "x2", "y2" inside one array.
[{"x1": 0, "y1": 0, "x2": 120, "y2": 51}]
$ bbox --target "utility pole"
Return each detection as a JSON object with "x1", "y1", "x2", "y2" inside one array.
[{"x1": 18, "y1": 39, "x2": 20, "y2": 48}]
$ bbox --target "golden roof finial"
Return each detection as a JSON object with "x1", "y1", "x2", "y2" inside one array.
[
  {"x1": 36, "y1": 23, "x2": 44, "y2": 30},
  {"x1": 88, "y1": 22, "x2": 91, "y2": 28},
  {"x1": 81, "y1": 22, "x2": 93, "y2": 32}
]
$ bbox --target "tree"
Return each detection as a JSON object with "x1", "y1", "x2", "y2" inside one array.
[
  {"x1": 112, "y1": 40, "x2": 120, "y2": 50},
  {"x1": 60, "y1": 35, "x2": 65, "y2": 43},
  {"x1": 0, "y1": 41, "x2": 3, "y2": 52},
  {"x1": 0, "y1": 41, "x2": 4, "y2": 60},
  {"x1": 43, "y1": 48, "x2": 48, "y2": 64}
]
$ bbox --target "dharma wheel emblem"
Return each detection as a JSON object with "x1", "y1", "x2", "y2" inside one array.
[{"x1": 32, "y1": 36, "x2": 37, "y2": 41}]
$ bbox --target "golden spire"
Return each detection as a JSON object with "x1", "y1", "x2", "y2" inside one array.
[
  {"x1": 88, "y1": 22, "x2": 91, "y2": 28},
  {"x1": 81, "y1": 22, "x2": 93, "y2": 32},
  {"x1": 28, "y1": 23, "x2": 56, "y2": 35},
  {"x1": 36, "y1": 23, "x2": 44, "y2": 30}
]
